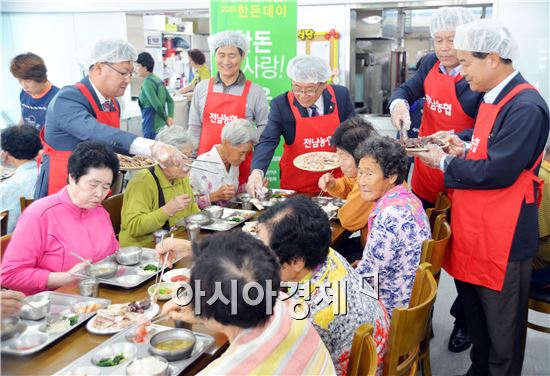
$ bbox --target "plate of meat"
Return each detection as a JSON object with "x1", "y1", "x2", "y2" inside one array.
[
  {"x1": 398, "y1": 136, "x2": 449, "y2": 152},
  {"x1": 117, "y1": 154, "x2": 158, "y2": 171},
  {"x1": 293, "y1": 152, "x2": 340, "y2": 172},
  {"x1": 86, "y1": 300, "x2": 159, "y2": 335}
]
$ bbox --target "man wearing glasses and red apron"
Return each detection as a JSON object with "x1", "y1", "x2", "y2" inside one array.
[
  {"x1": 247, "y1": 55, "x2": 355, "y2": 195},
  {"x1": 417, "y1": 20, "x2": 549, "y2": 376},
  {"x1": 36, "y1": 38, "x2": 187, "y2": 198}
]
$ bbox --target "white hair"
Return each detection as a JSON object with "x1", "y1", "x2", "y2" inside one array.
[
  {"x1": 156, "y1": 126, "x2": 196, "y2": 150},
  {"x1": 221, "y1": 119, "x2": 257, "y2": 146}
]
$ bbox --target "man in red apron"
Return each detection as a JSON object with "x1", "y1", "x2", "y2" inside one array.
[
  {"x1": 247, "y1": 55, "x2": 355, "y2": 196},
  {"x1": 389, "y1": 7, "x2": 483, "y2": 352},
  {"x1": 36, "y1": 38, "x2": 188, "y2": 198},
  {"x1": 417, "y1": 20, "x2": 549, "y2": 375},
  {"x1": 187, "y1": 30, "x2": 268, "y2": 190}
]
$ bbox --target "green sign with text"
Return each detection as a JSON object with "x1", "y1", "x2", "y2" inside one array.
[{"x1": 210, "y1": 0, "x2": 297, "y2": 187}]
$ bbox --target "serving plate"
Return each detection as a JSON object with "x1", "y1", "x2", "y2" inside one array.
[
  {"x1": 86, "y1": 304, "x2": 159, "y2": 335},
  {"x1": 293, "y1": 151, "x2": 339, "y2": 172}
]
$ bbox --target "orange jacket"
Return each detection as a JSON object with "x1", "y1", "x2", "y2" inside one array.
[{"x1": 328, "y1": 176, "x2": 375, "y2": 246}]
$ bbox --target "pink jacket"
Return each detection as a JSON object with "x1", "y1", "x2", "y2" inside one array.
[{"x1": 1, "y1": 187, "x2": 119, "y2": 295}]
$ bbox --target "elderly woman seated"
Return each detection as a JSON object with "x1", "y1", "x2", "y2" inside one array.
[
  {"x1": 0, "y1": 123, "x2": 42, "y2": 233},
  {"x1": 318, "y1": 116, "x2": 378, "y2": 262},
  {"x1": 256, "y1": 196, "x2": 388, "y2": 375},
  {"x1": 354, "y1": 136, "x2": 431, "y2": 317},
  {"x1": 189, "y1": 118, "x2": 256, "y2": 208},
  {"x1": 119, "y1": 126, "x2": 199, "y2": 247},
  {"x1": 159, "y1": 231, "x2": 336, "y2": 375},
  {"x1": 1, "y1": 141, "x2": 120, "y2": 295}
]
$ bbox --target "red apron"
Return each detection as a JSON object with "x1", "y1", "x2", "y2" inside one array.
[
  {"x1": 444, "y1": 83, "x2": 544, "y2": 291},
  {"x1": 411, "y1": 62, "x2": 475, "y2": 204},
  {"x1": 279, "y1": 85, "x2": 343, "y2": 193},
  {"x1": 198, "y1": 78, "x2": 252, "y2": 186},
  {"x1": 40, "y1": 82, "x2": 120, "y2": 195}
]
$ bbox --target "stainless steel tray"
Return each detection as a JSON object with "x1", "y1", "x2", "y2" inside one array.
[
  {"x1": 201, "y1": 208, "x2": 256, "y2": 231},
  {"x1": 53, "y1": 324, "x2": 215, "y2": 376},
  {"x1": 84, "y1": 248, "x2": 184, "y2": 289},
  {"x1": 1, "y1": 292, "x2": 110, "y2": 356}
]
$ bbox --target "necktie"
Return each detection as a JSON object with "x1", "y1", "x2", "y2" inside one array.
[
  {"x1": 310, "y1": 104, "x2": 319, "y2": 117},
  {"x1": 102, "y1": 100, "x2": 113, "y2": 112}
]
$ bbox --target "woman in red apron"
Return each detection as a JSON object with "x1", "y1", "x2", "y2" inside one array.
[
  {"x1": 40, "y1": 82, "x2": 120, "y2": 196},
  {"x1": 410, "y1": 61, "x2": 475, "y2": 204},
  {"x1": 279, "y1": 85, "x2": 343, "y2": 193}
]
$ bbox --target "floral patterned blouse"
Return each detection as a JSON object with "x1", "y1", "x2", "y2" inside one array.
[{"x1": 356, "y1": 184, "x2": 431, "y2": 318}]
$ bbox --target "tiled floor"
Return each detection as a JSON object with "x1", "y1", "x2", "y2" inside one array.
[{"x1": 429, "y1": 271, "x2": 550, "y2": 375}]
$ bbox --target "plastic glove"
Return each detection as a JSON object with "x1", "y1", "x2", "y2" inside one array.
[
  {"x1": 318, "y1": 172, "x2": 336, "y2": 192},
  {"x1": 416, "y1": 144, "x2": 446, "y2": 168},
  {"x1": 446, "y1": 135, "x2": 466, "y2": 158},
  {"x1": 390, "y1": 100, "x2": 411, "y2": 132},
  {"x1": 246, "y1": 169, "x2": 264, "y2": 198},
  {"x1": 150, "y1": 141, "x2": 191, "y2": 173},
  {"x1": 430, "y1": 130, "x2": 454, "y2": 144}
]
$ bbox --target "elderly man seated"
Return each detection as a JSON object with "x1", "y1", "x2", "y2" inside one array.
[
  {"x1": 1, "y1": 124, "x2": 42, "y2": 233},
  {"x1": 119, "y1": 126, "x2": 199, "y2": 247},
  {"x1": 257, "y1": 196, "x2": 389, "y2": 375},
  {"x1": 158, "y1": 231, "x2": 336, "y2": 375},
  {"x1": 189, "y1": 118, "x2": 256, "y2": 208}
]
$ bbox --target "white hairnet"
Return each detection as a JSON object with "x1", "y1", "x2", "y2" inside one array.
[
  {"x1": 454, "y1": 19, "x2": 518, "y2": 61},
  {"x1": 78, "y1": 38, "x2": 137, "y2": 69},
  {"x1": 286, "y1": 55, "x2": 332, "y2": 83},
  {"x1": 208, "y1": 31, "x2": 249, "y2": 55},
  {"x1": 430, "y1": 7, "x2": 475, "y2": 37}
]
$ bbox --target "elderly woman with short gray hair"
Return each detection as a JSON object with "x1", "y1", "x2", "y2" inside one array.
[
  {"x1": 119, "y1": 126, "x2": 200, "y2": 246},
  {"x1": 190, "y1": 118, "x2": 256, "y2": 208}
]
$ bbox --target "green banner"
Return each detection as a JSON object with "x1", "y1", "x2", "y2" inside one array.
[{"x1": 210, "y1": 0, "x2": 297, "y2": 188}]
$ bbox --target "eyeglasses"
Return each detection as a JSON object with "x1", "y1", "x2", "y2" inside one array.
[
  {"x1": 104, "y1": 63, "x2": 135, "y2": 78},
  {"x1": 291, "y1": 84, "x2": 321, "y2": 96}
]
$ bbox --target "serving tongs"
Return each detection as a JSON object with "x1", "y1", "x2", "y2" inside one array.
[{"x1": 399, "y1": 119, "x2": 410, "y2": 141}]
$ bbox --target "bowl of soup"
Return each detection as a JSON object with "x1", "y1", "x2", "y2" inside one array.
[{"x1": 149, "y1": 329, "x2": 196, "y2": 361}]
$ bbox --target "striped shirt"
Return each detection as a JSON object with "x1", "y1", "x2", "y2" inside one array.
[{"x1": 198, "y1": 297, "x2": 336, "y2": 375}]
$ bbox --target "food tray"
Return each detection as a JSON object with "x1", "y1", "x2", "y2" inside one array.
[
  {"x1": 53, "y1": 324, "x2": 215, "y2": 376},
  {"x1": 201, "y1": 208, "x2": 256, "y2": 232},
  {"x1": 270, "y1": 189, "x2": 296, "y2": 198},
  {"x1": 1, "y1": 292, "x2": 110, "y2": 356},
  {"x1": 83, "y1": 248, "x2": 185, "y2": 289}
]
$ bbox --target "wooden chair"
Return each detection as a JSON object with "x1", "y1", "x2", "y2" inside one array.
[
  {"x1": 417, "y1": 216, "x2": 452, "y2": 376},
  {"x1": 426, "y1": 192, "x2": 451, "y2": 231},
  {"x1": 348, "y1": 322, "x2": 378, "y2": 376},
  {"x1": 383, "y1": 263, "x2": 438, "y2": 376},
  {"x1": 20, "y1": 196, "x2": 35, "y2": 213},
  {"x1": 1, "y1": 233, "x2": 12, "y2": 261},
  {"x1": 527, "y1": 286, "x2": 550, "y2": 333},
  {"x1": 421, "y1": 215, "x2": 452, "y2": 283},
  {"x1": 0, "y1": 210, "x2": 9, "y2": 237},
  {"x1": 102, "y1": 193, "x2": 124, "y2": 235}
]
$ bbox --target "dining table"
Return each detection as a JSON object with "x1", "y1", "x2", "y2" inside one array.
[{"x1": 1, "y1": 211, "x2": 348, "y2": 375}]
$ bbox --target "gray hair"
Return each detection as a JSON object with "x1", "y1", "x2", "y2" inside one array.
[
  {"x1": 156, "y1": 125, "x2": 196, "y2": 150},
  {"x1": 221, "y1": 119, "x2": 257, "y2": 146}
]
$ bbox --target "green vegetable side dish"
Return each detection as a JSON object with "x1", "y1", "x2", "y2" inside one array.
[
  {"x1": 65, "y1": 315, "x2": 79, "y2": 326},
  {"x1": 159, "y1": 287, "x2": 172, "y2": 295},
  {"x1": 143, "y1": 264, "x2": 158, "y2": 272},
  {"x1": 97, "y1": 354, "x2": 126, "y2": 367},
  {"x1": 227, "y1": 216, "x2": 243, "y2": 223}
]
